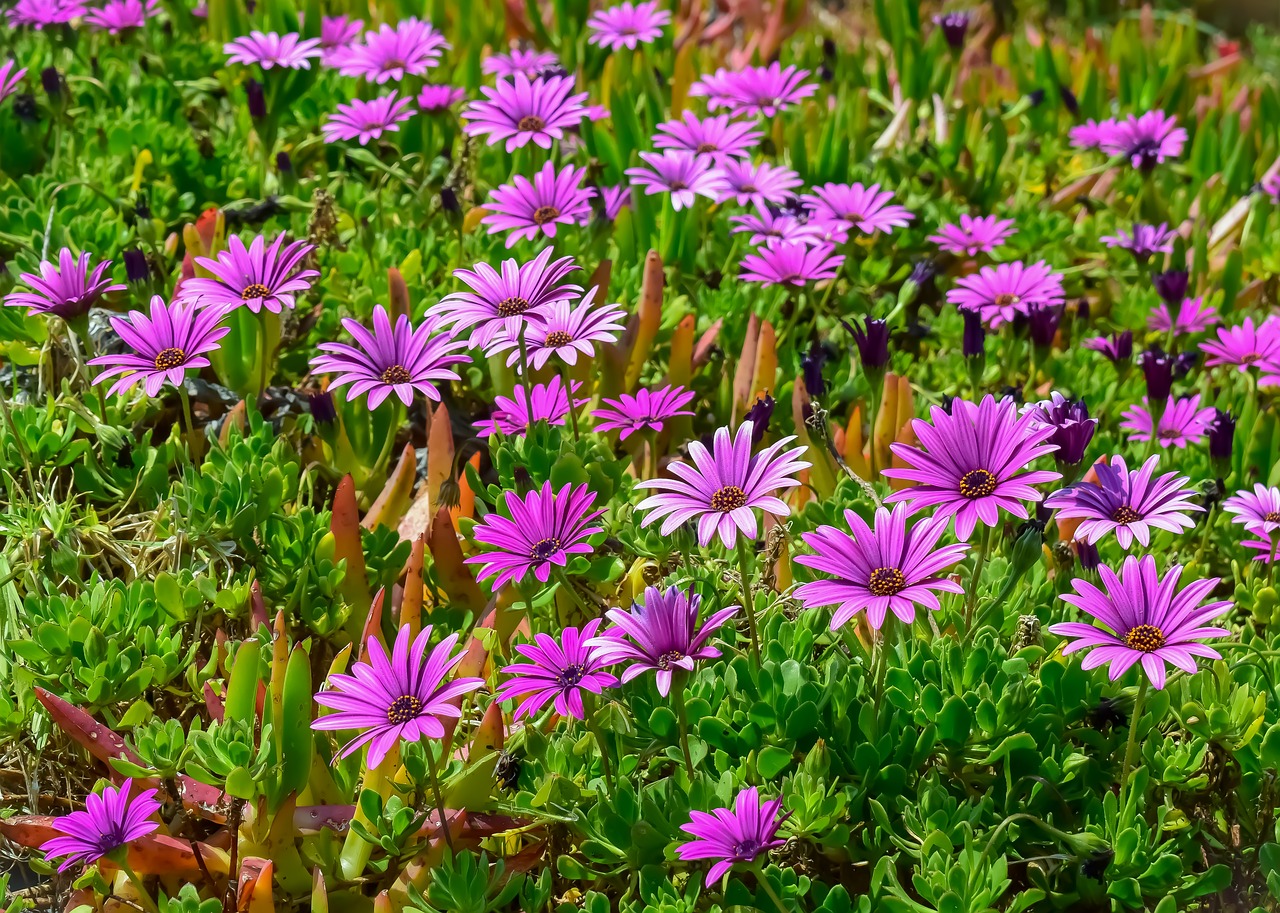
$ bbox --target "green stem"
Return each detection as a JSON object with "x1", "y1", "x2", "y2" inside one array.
[
  {"x1": 736, "y1": 537, "x2": 761, "y2": 663},
  {"x1": 752, "y1": 865, "x2": 790, "y2": 913},
  {"x1": 553, "y1": 566, "x2": 596, "y2": 618},
  {"x1": 518, "y1": 327, "x2": 534, "y2": 435},
  {"x1": 670, "y1": 677, "x2": 695, "y2": 776},
  {"x1": 583, "y1": 696, "x2": 614, "y2": 791},
  {"x1": 557, "y1": 361, "x2": 580, "y2": 440},
  {"x1": 867, "y1": 386, "x2": 882, "y2": 479},
  {"x1": 118, "y1": 858, "x2": 160, "y2": 913},
  {"x1": 1118, "y1": 677, "x2": 1150, "y2": 822},
  {"x1": 177, "y1": 384, "x2": 200, "y2": 465},
  {"x1": 425, "y1": 743, "x2": 456, "y2": 855},
  {"x1": 964, "y1": 524, "x2": 995, "y2": 631}
]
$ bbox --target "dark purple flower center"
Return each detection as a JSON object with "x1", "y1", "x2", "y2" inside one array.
[
  {"x1": 1129, "y1": 140, "x2": 1161, "y2": 171},
  {"x1": 533, "y1": 205, "x2": 561, "y2": 224},
  {"x1": 381, "y1": 364, "x2": 412, "y2": 385},
  {"x1": 695, "y1": 142, "x2": 718, "y2": 154},
  {"x1": 242, "y1": 282, "x2": 271, "y2": 300},
  {"x1": 668, "y1": 180, "x2": 688, "y2": 191},
  {"x1": 154, "y1": 347, "x2": 187, "y2": 370},
  {"x1": 518, "y1": 114, "x2": 546, "y2": 132},
  {"x1": 657, "y1": 649, "x2": 684, "y2": 670},
  {"x1": 732, "y1": 838, "x2": 763, "y2": 858},
  {"x1": 498, "y1": 296, "x2": 530, "y2": 317},
  {"x1": 386, "y1": 694, "x2": 423, "y2": 725},
  {"x1": 739, "y1": 183, "x2": 758, "y2": 193},
  {"x1": 868, "y1": 566, "x2": 906, "y2": 597},
  {"x1": 1266, "y1": 511, "x2": 1280, "y2": 524},
  {"x1": 544, "y1": 330, "x2": 572, "y2": 347},
  {"x1": 994, "y1": 293, "x2": 1020, "y2": 308},
  {"x1": 958, "y1": 468, "x2": 997, "y2": 499},
  {"x1": 1159, "y1": 428, "x2": 1179, "y2": 440},
  {"x1": 710, "y1": 485, "x2": 747, "y2": 512},
  {"x1": 1241, "y1": 352, "x2": 1262, "y2": 364},
  {"x1": 556, "y1": 663, "x2": 587, "y2": 687},
  {"x1": 1111, "y1": 505, "x2": 1141, "y2": 524},
  {"x1": 530, "y1": 536, "x2": 562, "y2": 561},
  {"x1": 1123, "y1": 624, "x2": 1165, "y2": 653}
]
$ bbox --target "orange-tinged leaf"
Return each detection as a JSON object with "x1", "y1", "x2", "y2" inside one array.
[
  {"x1": 692, "y1": 318, "x2": 722, "y2": 370},
  {"x1": 427, "y1": 506, "x2": 487, "y2": 612},
  {"x1": 238, "y1": 858, "x2": 274, "y2": 913},
  {"x1": 667, "y1": 314, "x2": 695, "y2": 390},
  {"x1": 358, "y1": 588, "x2": 387, "y2": 663},
  {"x1": 363, "y1": 443, "x2": 416, "y2": 532},
  {"x1": 844, "y1": 405, "x2": 869, "y2": 477},
  {"x1": 789, "y1": 374, "x2": 836, "y2": 497},
  {"x1": 311, "y1": 868, "x2": 329, "y2": 913},
  {"x1": 452, "y1": 452, "x2": 481, "y2": 523},
  {"x1": 426, "y1": 402, "x2": 455, "y2": 518},
  {"x1": 388, "y1": 267, "x2": 410, "y2": 320},
  {"x1": 400, "y1": 535, "x2": 426, "y2": 635},
  {"x1": 624, "y1": 250, "x2": 664, "y2": 392},
  {"x1": 333, "y1": 476, "x2": 372, "y2": 641},
  {"x1": 732, "y1": 314, "x2": 760, "y2": 421},
  {"x1": 249, "y1": 580, "x2": 268, "y2": 632},
  {"x1": 219, "y1": 401, "x2": 247, "y2": 448}
]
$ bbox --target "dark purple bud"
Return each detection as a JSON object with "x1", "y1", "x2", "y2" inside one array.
[
  {"x1": 440, "y1": 186, "x2": 460, "y2": 213},
  {"x1": 909, "y1": 259, "x2": 937, "y2": 287},
  {"x1": 802, "y1": 341, "x2": 828, "y2": 398},
  {"x1": 933, "y1": 11, "x2": 970, "y2": 50},
  {"x1": 1075, "y1": 298, "x2": 1090, "y2": 324},
  {"x1": 1059, "y1": 85, "x2": 1079, "y2": 115},
  {"x1": 1208, "y1": 409, "x2": 1235, "y2": 462},
  {"x1": 40, "y1": 66, "x2": 61, "y2": 100},
  {"x1": 13, "y1": 92, "x2": 37, "y2": 122},
  {"x1": 1173, "y1": 350, "x2": 1197, "y2": 379},
  {"x1": 275, "y1": 150, "x2": 293, "y2": 174},
  {"x1": 1139, "y1": 349, "x2": 1174, "y2": 401},
  {"x1": 246, "y1": 78, "x2": 266, "y2": 120},
  {"x1": 308, "y1": 390, "x2": 337, "y2": 426},
  {"x1": 535, "y1": 62, "x2": 569, "y2": 80},
  {"x1": 1074, "y1": 538, "x2": 1101, "y2": 571},
  {"x1": 998, "y1": 385, "x2": 1025, "y2": 405},
  {"x1": 1028, "y1": 303, "x2": 1062, "y2": 349},
  {"x1": 512, "y1": 465, "x2": 532, "y2": 493},
  {"x1": 940, "y1": 395, "x2": 957, "y2": 415},
  {"x1": 849, "y1": 317, "x2": 890, "y2": 372},
  {"x1": 777, "y1": 195, "x2": 814, "y2": 223},
  {"x1": 1112, "y1": 329, "x2": 1133, "y2": 363},
  {"x1": 1029, "y1": 393, "x2": 1096, "y2": 466},
  {"x1": 123, "y1": 248, "x2": 149, "y2": 284},
  {"x1": 745, "y1": 394, "x2": 775, "y2": 445},
  {"x1": 1153, "y1": 269, "x2": 1189, "y2": 305},
  {"x1": 1027, "y1": 88, "x2": 1046, "y2": 108},
  {"x1": 962, "y1": 309, "x2": 986, "y2": 358}
]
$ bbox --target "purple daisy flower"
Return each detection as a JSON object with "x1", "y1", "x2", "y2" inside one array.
[
  {"x1": 625, "y1": 151, "x2": 721, "y2": 211},
  {"x1": 1045, "y1": 455, "x2": 1201, "y2": 550},
  {"x1": 593, "y1": 384, "x2": 696, "y2": 441},
  {"x1": 417, "y1": 83, "x2": 465, "y2": 113},
  {"x1": 1224, "y1": 483, "x2": 1280, "y2": 537},
  {"x1": 634, "y1": 420, "x2": 810, "y2": 548},
  {"x1": 675, "y1": 786, "x2": 791, "y2": 887},
  {"x1": 1023, "y1": 393, "x2": 1097, "y2": 466},
  {"x1": 1148, "y1": 297, "x2": 1218, "y2": 337},
  {"x1": 1049, "y1": 555, "x2": 1230, "y2": 689},
  {"x1": 1262, "y1": 173, "x2": 1280, "y2": 203},
  {"x1": 179, "y1": 233, "x2": 318, "y2": 315},
  {"x1": 739, "y1": 241, "x2": 844, "y2": 286},
  {"x1": 336, "y1": 19, "x2": 449, "y2": 83},
  {"x1": 434, "y1": 247, "x2": 581, "y2": 349},
  {"x1": 482, "y1": 162, "x2": 594, "y2": 247},
  {"x1": 593, "y1": 184, "x2": 632, "y2": 222},
  {"x1": 313, "y1": 624, "x2": 484, "y2": 767},
  {"x1": 486, "y1": 287, "x2": 627, "y2": 371},
  {"x1": 0, "y1": 61, "x2": 27, "y2": 105},
  {"x1": 1069, "y1": 118, "x2": 1113, "y2": 151},
  {"x1": 587, "y1": 585, "x2": 739, "y2": 696},
  {"x1": 84, "y1": 0, "x2": 155, "y2": 32},
  {"x1": 1243, "y1": 534, "x2": 1280, "y2": 563},
  {"x1": 654, "y1": 111, "x2": 762, "y2": 164},
  {"x1": 1084, "y1": 330, "x2": 1133, "y2": 364},
  {"x1": 1119, "y1": 395, "x2": 1216, "y2": 449},
  {"x1": 482, "y1": 46, "x2": 560, "y2": 78},
  {"x1": 461, "y1": 74, "x2": 588, "y2": 152},
  {"x1": 321, "y1": 92, "x2": 415, "y2": 145},
  {"x1": 494, "y1": 619, "x2": 618, "y2": 720},
  {"x1": 39, "y1": 780, "x2": 161, "y2": 873},
  {"x1": 465, "y1": 481, "x2": 605, "y2": 590},
  {"x1": 927, "y1": 214, "x2": 1016, "y2": 256},
  {"x1": 475, "y1": 375, "x2": 588, "y2": 436},
  {"x1": 1100, "y1": 223, "x2": 1176, "y2": 259},
  {"x1": 87, "y1": 297, "x2": 231, "y2": 397},
  {"x1": 6, "y1": 0, "x2": 85, "y2": 29},
  {"x1": 1099, "y1": 110, "x2": 1187, "y2": 171},
  {"x1": 729, "y1": 205, "x2": 826, "y2": 247},
  {"x1": 689, "y1": 63, "x2": 817, "y2": 118},
  {"x1": 946, "y1": 260, "x2": 1066, "y2": 328},
  {"x1": 801, "y1": 182, "x2": 913, "y2": 235},
  {"x1": 318, "y1": 14, "x2": 362, "y2": 49},
  {"x1": 882, "y1": 395, "x2": 1063, "y2": 541},
  {"x1": 1201, "y1": 316, "x2": 1280, "y2": 372},
  {"x1": 709, "y1": 160, "x2": 802, "y2": 208},
  {"x1": 224, "y1": 31, "x2": 322, "y2": 69},
  {"x1": 3, "y1": 248, "x2": 124, "y2": 320},
  {"x1": 586, "y1": 0, "x2": 670, "y2": 50},
  {"x1": 310, "y1": 305, "x2": 470, "y2": 409},
  {"x1": 794, "y1": 504, "x2": 968, "y2": 631}
]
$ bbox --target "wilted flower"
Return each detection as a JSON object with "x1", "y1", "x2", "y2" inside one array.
[
  {"x1": 39, "y1": 780, "x2": 161, "y2": 872},
  {"x1": 1100, "y1": 223, "x2": 1175, "y2": 259},
  {"x1": 675, "y1": 787, "x2": 791, "y2": 887}
]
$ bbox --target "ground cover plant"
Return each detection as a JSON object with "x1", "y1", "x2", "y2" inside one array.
[{"x1": 2, "y1": 0, "x2": 1280, "y2": 910}]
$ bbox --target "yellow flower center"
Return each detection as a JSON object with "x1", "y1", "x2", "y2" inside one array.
[
  {"x1": 153, "y1": 347, "x2": 187, "y2": 370},
  {"x1": 1123, "y1": 624, "x2": 1166, "y2": 653},
  {"x1": 710, "y1": 485, "x2": 747, "y2": 512},
  {"x1": 958, "y1": 468, "x2": 997, "y2": 499},
  {"x1": 868, "y1": 567, "x2": 907, "y2": 597}
]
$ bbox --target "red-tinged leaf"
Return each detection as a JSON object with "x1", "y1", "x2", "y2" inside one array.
[
  {"x1": 750, "y1": 321, "x2": 777, "y2": 406},
  {"x1": 732, "y1": 313, "x2": 760, "y2": 422},
  {"x1": 128, "y1": 833, "x2": 230, "y2": 877},
  {"x1": 452, "y1": 452, "x2": 481, "y2": 524},
  {"x1": 425, "y1": 401, "x2": 455, "y2": 518},
  {"x1": 311, "y1": 868, "x2": 329, "y2": 913},
  {"x1": 238, "y1": 858, "x2": 274, "y2": 913},
  {"x1": 204, "y1": 682, "x2": 225, "y2": 723},
  {"x1": 388, "y1": 267, "x2": 410, "y2": 320},
  {"x1": 358, "y1": 588, "x2": 387, "y2": 662},
  {"x1": 400, "y1": 534, "x2": 426, "y2": 635},
  {"x1": 333, "y1": 475, "x2": 372, "y2": 642},
  {"x1": 36, "y1": 687, "x2": 142, "y2": 773},
  {"x1": 363, "y1": 442, "x2": 416, "y2": 533},
  {"x1": 426, "y1": 506, "x2": 486, "y2": 612},
  {"x1": 219, "y1": 400, "x2": 247, "y2": 448},
  {"x1": 294, "y1": 805, "x2": 356, "y2": 834},
  {"x1": 249, "y1": 580, "x2": 268, "y2": 632},
  {"x1": 374, "y1": 890, "x2": 394, "y2": 913},
  {"x1": 789, "y1": 375, "x2": 837, "y2": 498},
  {"x1": 588, "y1": 258, "x2": 611, "y2": 297},
  {"x1": 692, "y1": 318, "x2": 722, "y2": 370},
  {"x1": 624, "y1": 250, "x2": 664, "y2": 392}
]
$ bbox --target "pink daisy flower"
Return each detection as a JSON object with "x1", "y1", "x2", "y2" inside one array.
[
  {"x1": 794, "y1": 504, "x2": 969, "y2": 631},
  {"x1": 1069, "y1": 118, "x2": 1113, "y2": 151},
  {"x1": 801, "y1": 182, "x2": 913, "y2": 235},
  {"x1": 729, "y1": 205, "x2": 827, "y2": 247},
  {"x1": 87, "y1": 297, "x2": 231, "y2": 397},
  {"x1": 689, "y1": 63, "x2": 817, "y2": 117},
  {"x1": 709, "y1": 160, "x2": 802, "y2": 208},
  {"x1": 461, "y1": 74, "x2": 588, "y2": 152},
  {"x1": 336, "y1": 19, "x2": 449, "y2": 83},
  {"x1": 39, "y1": 780, "x2": 161, "y2": 873},
  {"x1": 417, "y1": 83, "x2": 465, "y2": 113},
  {"x1": 654, "y1": 111, "x2": 763, "y2": 163},
  {"x1": 882, "y1": 395, "x2": 1062, "y2": 541},
  {"x1": 318, "y1": 14, "x2": 362, "y2": 49},
  {"x1": 224, "y1": 31, "x2": 322, "y2": 69},
  {"x1": 6, "y1": 0, "x2": 85, "y2": 29},
  {"x1": 178, "y1": 233, "x2": 317, "y2": 315},
  {"x1": 1100, "y1": 223, "x2": 1176, "y2": 259},
  {"x1": 634, "y1": 420, "x2": 810, "y2": 549},
  {"x1": 593, "y1": 184, "x2": 632, "y2": 222},
  {"x1": 495, "y1": 619, "x2": 619, "y2": 720},
  {"x1": 486, "y1": 287, "x2": 626, "y2": 371},
  {"x1": 84, "y1": 0, "x2": 156, "y2": 33},
  {"x1": 739, "y1": 240, "x2": 845, "y2": 286},
  {"x1": 475, "y1": 375, "x2": 588, "y2": 436},
  {"x1": 1119, "y1": 395, "x2": 1216, "y2": 449},
  {"x1": 1201, "y1": 316, "x2": 1280, "y2": 372},
  {"x1": 322, "y1": 92, "x2": 415, "y2": 145},
  {"x1": 1224, "y1": 483, "x2": 1280, "y2": 537},
  {"x1": 1148, "y1": 297, "x2": 1218, "y2": 336},
  {"x1": 675, "y1": 787, "x2": 790, "y2": 887},
  {"x1": 586, "y1": 0, "x2": 670, "y2": 50},
  {"x1": 946, "y1": 260, "x2": 1066, "y2": 328},
  {"x1": 592, "y1": 384, "x2": 696, "y2": 440},
  {"x1": 1044, "y1": 454, "x2": 1201, "y2": 550},
  {"x1": 465, "y1": 481, "x2": 605, "y2": 590},
  {"x1": 927, "y1": 214, "x2": 1016, "y2": 255},
  {"x1": 482, "y1": 46, "x2": 560, "y2": 78},
  {"x1": 1099, "y1": 110, "x2": 1187, "y2": 171},
  {"x1": 434, "y1": 247, "x2": 581, "y2": 349},
  {"x1": 482, "y1": 162, "x2": 595, "y2": 247},
  {"x1": 0, "y1": 61, "x2": 27, "y2": 105},
  {"x1": 625, "y1": 150, "x2": 720, "y2": 210},
  {"x1": 1050, "y1": 555, "x2": 1230, "y2": 689},
  {"x1": 3, "y1": 248, "x2": 124, "y2": 320}
]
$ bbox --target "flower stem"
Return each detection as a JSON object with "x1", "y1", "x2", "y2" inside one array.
[
  {"x1": 557, "y1": 362, "x2": 580, "y2": 440},
  {"x1": 425, "y1": 743, "x2": 456, "y2": 855},
  {"x1": 1118, "y1": 677, "x2": 1149, "y2": 823},
  {"x1": 177, "y1": 384, "x2": 201, "y2": 464},
  {"x1": 583, "y1": 695, "x2": 615, "y2": 791},
  {"x1": 518, "y1": 326, "x2": 534, "y2": 436},
  {"x1": 118, "y1": 858, "x2": 160, "y2": 913},
  {"x1": 752, "y1": 865, "x2": 790, "y2": 913},
  {"x1": 670, "y1": 676, "x2": 695, "y2": 776},
  {"x1": 553, "y1": 566, "x2": 596, "y2": 619},
  {"x1": 736, "y1": 537, "x2": 761, "y2": 663},
  {"x1": 964, "y1": 524, "x2": 995, "y2": 631}
]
